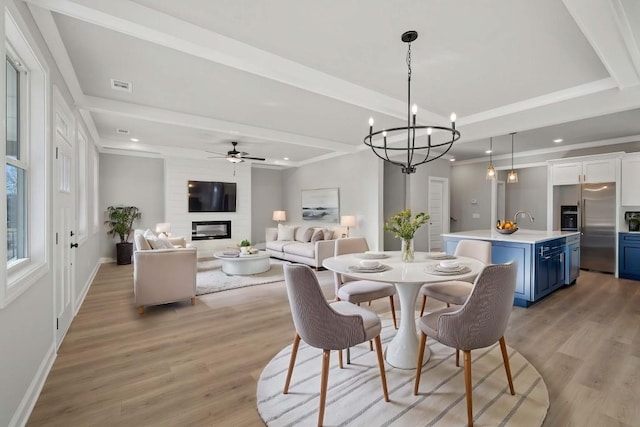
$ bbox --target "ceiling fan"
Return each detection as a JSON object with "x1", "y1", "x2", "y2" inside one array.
[{"x1": 207, "y1": 141, "x2": 266, "y2": 163}]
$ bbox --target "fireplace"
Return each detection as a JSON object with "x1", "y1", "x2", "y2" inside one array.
[{"x1": 192, "y1": 220, "x2": 231, "y2": 240}]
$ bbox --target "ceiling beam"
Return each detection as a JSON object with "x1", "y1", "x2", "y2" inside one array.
[
  {"x1": 80, "y1": 95, "x2": 356, "y2": 153},
  {"x1": 563, "y1": 0, "x2": 640, "y2": 89}
]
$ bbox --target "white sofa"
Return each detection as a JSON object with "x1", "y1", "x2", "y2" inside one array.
[{"x1": 265, "y1": 224, "x2": 341, "y2": 269}]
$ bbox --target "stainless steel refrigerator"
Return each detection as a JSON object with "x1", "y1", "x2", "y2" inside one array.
[{"x1": 579, "y1": 183, "x2": 616, "y2": 273}]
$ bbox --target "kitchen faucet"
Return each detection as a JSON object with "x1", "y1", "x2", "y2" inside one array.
[{"x1": 514, "y1": 210, "x2": 535, "y2": 224}]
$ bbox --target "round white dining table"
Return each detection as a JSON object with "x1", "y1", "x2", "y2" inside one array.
[{"x1": 323, "y1": 251, "x2": 484, "y2": 369}]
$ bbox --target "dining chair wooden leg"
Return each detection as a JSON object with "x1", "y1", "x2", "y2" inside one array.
[
  {"x1": 283, "y1": 333, "x2": 301, "y2": 394},
  {"x1": 338, "y1": 349, "x2": 343, "y2": 369},
  {"x1": 369, "y1": 340, "x2": 373, "y2": 351},
  {"x1": 414, "y1": 332, "x2": 428, "y2": 395},
  {"x1": 374, "y1": 335, "x2": 390, "y2": 402},
  {"x1": 346, "y1": 347, "x2": 351, "y2": 364},
  {"x1": 456, "y1": 349, "x2": 460, "y2": 367},
  {"x1": 463, "y1": 350, "x2": 473, "y2": 427},
  {"x1": 190, "y1": 297, "x2": 196, "y2": 305},
  {"x1": 389, "y1": 296, "x2": 398, "y2": 329},
  {"x1": 499, "y1": 337, "x2": 515, "y2": 395},
  {"x1": 419, "y1": 295, "x2": 427, "y2": 317},
  {"x1": 318, "y1": 349, "x2": 331, "y2": 427}
]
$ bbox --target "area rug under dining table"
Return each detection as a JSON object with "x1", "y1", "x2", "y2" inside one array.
[
  {"x1": 196, "y1": 258, "x2": 284, "y2": 295},
  {"x1": 257, "y1": 315, "x2": 549, "y2": 427}
]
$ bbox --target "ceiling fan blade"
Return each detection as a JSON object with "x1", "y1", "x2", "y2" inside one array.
[
  {"x1": 205, "y1": 150, "x2": 227, "y2": 156},
  {"x1": 240, "y1": 156, "x2": 266, "y2": 161}
]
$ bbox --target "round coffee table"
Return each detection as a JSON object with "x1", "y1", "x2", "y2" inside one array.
[{"x1": 214, "y1": 251, "x2": 271, "y2": 275}]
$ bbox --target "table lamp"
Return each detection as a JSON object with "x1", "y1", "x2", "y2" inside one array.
[
  {"x1": 155, "y1": 222, "x2": 171, "y2": 237},
  {"x1": 340, "y1": 215, "x2": 357, "y2": 237},
  {"x1": 273, "y1": 210, "x2": 287, "y2": 223}
]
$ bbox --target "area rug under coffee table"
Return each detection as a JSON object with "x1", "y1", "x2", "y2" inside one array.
[
  {"x1": 196, "y1": 259, "x2": 284, "y2": 295},
  {"x1": 257, "y1": 315, "x2": 549, "y2": 426}
]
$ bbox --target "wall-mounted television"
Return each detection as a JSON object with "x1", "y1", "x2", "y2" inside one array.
[{"x1": 188, "y1": 181, "x2": 237, "y2": 212}]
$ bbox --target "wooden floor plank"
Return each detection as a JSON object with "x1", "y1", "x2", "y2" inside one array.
[{"x1": 27, "y1": 264, "x2": 640, "y2": 426}]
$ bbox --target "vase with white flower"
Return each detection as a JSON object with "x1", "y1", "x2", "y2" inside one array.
[{"x1": 384, "y1": 209, "x2": 430, "y2": 262}]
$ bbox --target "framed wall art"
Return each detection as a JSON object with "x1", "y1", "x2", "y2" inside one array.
[{"x1": 301, "y1": 188, "x2": 339, "y2": 223}]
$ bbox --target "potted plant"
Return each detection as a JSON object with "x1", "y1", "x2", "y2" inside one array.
[
  {"x1": 105, "y1": 206, "x2": 141, "y2": 265},
  {"x1": 384, "y1": 209, "x2": 430, "y2": 262},
  {"x1": 240, "y1": 239, "x2": 252, "y2": 254}
]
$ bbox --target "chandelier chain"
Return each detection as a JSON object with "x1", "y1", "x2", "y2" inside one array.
[{"x1": 406, "y1": 43, "x2": 412, "y2": 80}]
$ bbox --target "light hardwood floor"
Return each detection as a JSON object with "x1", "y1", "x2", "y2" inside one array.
[{"x1": 27, "y1": 263, "x2": 640, "y2": 426}]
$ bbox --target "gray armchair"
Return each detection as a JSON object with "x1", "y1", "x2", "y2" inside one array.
[
  {"x1": 414, "y1": 262, "x2": 517, "y2": 427},
  {"x1": 283, "y1": 263, "x2": 389, "y2": 426}
]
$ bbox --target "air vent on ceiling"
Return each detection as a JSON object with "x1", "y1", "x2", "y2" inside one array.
[
  {"x1": 110, "y1": 78, "x2": 132, "y2": 93},
  {"x1": 116, "y1": 128, "x2": 130, "y2": 135}
]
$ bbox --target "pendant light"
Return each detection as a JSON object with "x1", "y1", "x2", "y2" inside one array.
[
  {"x1": 485, "y1": 137, "x2": 496, "y2": 180},
  {"x1": 507, "y1": 132, "x2": 518, "y2": 184}
]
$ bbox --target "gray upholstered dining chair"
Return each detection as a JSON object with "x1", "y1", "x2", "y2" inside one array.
[
  {"x1": 282, "y1": 263, "x2": 389, "y2": 427},
  {"x1": 414, "y1": 262, "x2": 517, "y2": 427},
  {"x1": 419, "y1": 239, "x2": 492, "y2": 316},
  {"x1": 334, "y1": 237, "x2": 397, "y2": 329}
]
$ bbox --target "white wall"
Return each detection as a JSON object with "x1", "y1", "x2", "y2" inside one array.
[
  {"x1": 165, "y1": 158, "x2": 251, "y2": 254},
  {"x1": 99, "y1": 154, "x2": 165, "y2": 259},
  {"x1": 251, "y1": 167, "x2": 283, "y2": 245},
  {"x1": 0, "y1": 1, "x2": 102, "y2": 425},
  {"x1": 281, "y1": 151, "x2": 384, "y2": 250}
]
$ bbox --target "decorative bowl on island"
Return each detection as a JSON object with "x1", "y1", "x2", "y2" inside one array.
[
  {"x1": 496, "y1": 227, "x2": 518, "y2": 234},
  {"x1": 496, "y1": 220, "x2": 518, "y2": 234}
]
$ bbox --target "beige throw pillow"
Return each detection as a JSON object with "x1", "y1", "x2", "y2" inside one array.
[{"x1": 310, "y1": 229, "x2": 324, "y2": 242}]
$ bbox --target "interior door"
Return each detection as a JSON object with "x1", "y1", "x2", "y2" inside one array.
[
  {"x1": 427, "y1": 176, "x2": 449, "y2": 251},
  {"x1": 53, "y1": 89, "x2": 76, "y2": 347}
]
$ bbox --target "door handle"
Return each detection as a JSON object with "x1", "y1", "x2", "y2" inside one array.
[{"x1": 70, "y1": 243, "x2": 78, "y2": 248}]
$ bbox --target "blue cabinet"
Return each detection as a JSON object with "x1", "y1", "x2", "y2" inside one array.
[
  {"x1": 534, "y1": 238, "x2": 566, "y2": 300},
  {"x1": 443, "y1": 235, "x2": 574, "y2": 307},
  {"x1": 619, "y1": 233, "x2": 640, "y2": 281},
  {"x1": 565, "y1": 234, "x2": 580, "y2": 284}
]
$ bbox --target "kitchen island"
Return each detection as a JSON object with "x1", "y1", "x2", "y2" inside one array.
[{"x1": 442, "y1": 229, "x2": 581, "y2": 307}]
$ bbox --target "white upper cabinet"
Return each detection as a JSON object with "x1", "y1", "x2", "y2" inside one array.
[
  {"x1": 622, "y1": 154, "x2": 640, "y2": 206},
  {"x1": 551, "y1": 157, "x2": 618, "y2": 185},
  {"x1": 551, "y1": 162, "x2": 581, "y2": 185},
  {"x1": 582, "y1": 159, "x2": 617, "y2": 183}
]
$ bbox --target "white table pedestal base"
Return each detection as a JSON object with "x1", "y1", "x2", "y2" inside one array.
[{"x1": 384, "y1": 281, "x2": 430, "y2": 369}]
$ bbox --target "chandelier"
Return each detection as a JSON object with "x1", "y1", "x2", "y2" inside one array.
[{"x1": 364, "y1": 30, "x2": 461, "y2": 174}]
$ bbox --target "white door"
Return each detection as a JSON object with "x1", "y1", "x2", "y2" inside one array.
[
  {"x1": 427, "y1": 177, "x2": 449, "y2": 251},
  {"x1": 53, "y1": 89, "x2": 76, "y2": 347}
]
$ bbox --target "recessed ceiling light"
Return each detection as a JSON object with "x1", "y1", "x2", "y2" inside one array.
[
  {"x1": 485, "y1": 150, "x2": 492, "y2": 154},
  {"x1": 130, "y1": 138, "x2": 139, "y2": 142},
  {"x1": 450, "y1": 158, "x2": 456, "y2": 162},
  {"x1": 553, "y1": 138, "x2": 563, "y2": 143},
  {"x1": 283, "y1": 157, "x2": 289, "y2": 160}
]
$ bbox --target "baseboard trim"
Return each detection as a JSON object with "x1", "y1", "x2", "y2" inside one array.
[
  {"x1": 74, "y1": 260, "x2": 101, "y2": 316},
  {"x1": 99, "y1": 257, "x2": 115, "y2": 264},
  {"x1": 8, "y1": 343, "x2": 56, "y2": 427}
]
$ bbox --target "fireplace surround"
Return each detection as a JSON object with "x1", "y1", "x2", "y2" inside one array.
[{"x1": 192, "y1": 220, "x2": 231, "y2": 240}]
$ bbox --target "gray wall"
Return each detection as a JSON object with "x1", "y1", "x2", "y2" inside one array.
[
  {"x1": 383, "y1": 163, "x2": 406, "y2": 250},
  {"x1": 251, "y1": 168, "x2": 284, "y2": 245},
  {"x1": 504, "y1": 166, "x2": 547, "y2": 230},
  {"x1": 451, "y1": 162, "x2": 493, "y2": 231},
  {"x1": 282, "y1": 151, "x2": 384, "y2": 250},
  {"x1": 99, "y1": 154, "x2": 165, "y2": 259}
]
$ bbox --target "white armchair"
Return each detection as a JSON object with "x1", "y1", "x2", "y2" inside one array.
[{"x1": 133, "y1": 233, "x2": 197, "y2": 314}]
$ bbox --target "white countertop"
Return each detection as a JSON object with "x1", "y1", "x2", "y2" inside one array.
[{"x1": 441, "y1": 229, "x2": 581, "y2": 244}]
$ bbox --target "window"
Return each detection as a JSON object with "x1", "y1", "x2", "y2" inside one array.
[
  {"x1": 6, "y1": 57, "x2": 27, "y2": 264},
  {"x1": 1, "y1": 8, "x2": 49, "y2": 308}
]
